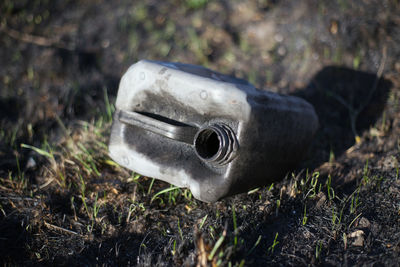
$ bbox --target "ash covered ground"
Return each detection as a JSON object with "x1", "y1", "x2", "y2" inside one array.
[{"x1": 1, "y1": 0, "x2": 400, "y2": 266}]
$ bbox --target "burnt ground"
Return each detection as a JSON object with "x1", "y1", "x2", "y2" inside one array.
[{"x1": 1, "y1": 0, "x2": 400, "y2": 266}]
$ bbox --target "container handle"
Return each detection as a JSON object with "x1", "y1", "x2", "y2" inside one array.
[{"x1": 118, "y1": 109, "x2": 198, "y2": 144}]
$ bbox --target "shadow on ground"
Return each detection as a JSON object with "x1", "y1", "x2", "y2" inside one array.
[{"x1": 295, "y1": 66, "x2": 392, "y2": 170}]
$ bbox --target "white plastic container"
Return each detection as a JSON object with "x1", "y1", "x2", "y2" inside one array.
[{"x1": 109, "y1": 60, "x2": 318, "y2": 202}]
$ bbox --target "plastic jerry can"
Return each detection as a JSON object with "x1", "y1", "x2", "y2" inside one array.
[{"x1": 109, "y1": 60, "x2": 318, "y2": 202}]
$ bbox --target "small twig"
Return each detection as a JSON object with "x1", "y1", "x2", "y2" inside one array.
[
  {"x1": 351, "y1": 45, "x2": 387, "y2": 139},
  {"x1": 0, "y1": 23, "x2": 74, "y2": 50},
  {"x1": 313, "y1": 45, "x2": 388, "y2": 139},
  {"x1": 0, "y1": 185, "x2": 13, "y2": 192},
  {"x1": 196, "y1": 231, "x2": 209, "y2": 267},
  {"x1": 44, "y1": 221, "x2": 80, "y2": 236},
  {"x1": 0, "y1": 196, "x2": 36, "y2": 201},
  {"x1": 138, "y1": 231, "x2": 151, "y2": 263},
  {"x1": 327, "y1": 88, "x2": 355, "y2": 112},
  {"x1": 280, "y1": 253, "x2": 308, "y2": 265},
  {"x1": 356, "y1": 45, "x2": 387, "y2": 114},
  {"x1": 39, "y1": 177, "x2": 55, "y2": 189}
]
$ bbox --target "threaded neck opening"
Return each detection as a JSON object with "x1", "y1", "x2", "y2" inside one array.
[{"x1": 194, "y1": 124, "x2": 237, "y2": 165}]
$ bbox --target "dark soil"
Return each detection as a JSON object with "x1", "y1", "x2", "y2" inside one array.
[{"x1": 1, "y1": 0, "x2": 400, "y2": 266}]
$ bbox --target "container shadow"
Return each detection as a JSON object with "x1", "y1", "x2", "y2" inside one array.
[{"x1": 293, "y1": 66, "x2": 392, "y2": 170}]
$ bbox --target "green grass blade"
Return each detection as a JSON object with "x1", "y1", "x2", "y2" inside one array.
[
  {"x1": 208, "y1": 231, "x2": 225, "y2": 261},
  {"x1": 150, "y1": 186, "x2": 180, "y2": 203},
  {"x1": 21, "y1": 143, "x2": 53, "y2": 159}
]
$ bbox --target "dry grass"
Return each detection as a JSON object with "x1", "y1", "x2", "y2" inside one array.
[{"x1": 1, "y1": 0, "x2": 400, "y2": 265}]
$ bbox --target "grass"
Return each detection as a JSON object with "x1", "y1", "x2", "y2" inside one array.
[
  {"x1": 247, "y1": 235, "x2": 262, "y2": 256},
  {"x1": 302, "y1": 205, "x2": 308, "y2": 226},
  {"x1": 1, "y1": 0, "x2": 400, "y2": 265},
  {"x1": 21, "y1": 142, "x2": 66, "y2": 186},
  {"x1": 2, "y1": 107, "x2": 400, "y2": 265},
  {"x1": 315, "y1": 241, "x2": 323, "y2": 261},
  {"x1": 150, "y1": 185, "x2": 180, "y2": 204},
  {"x1": 208, "y1": 228, "x2": 226, "y2": 261},
  {"x1": 232, "y1": 204, "x2": 238, "y2": 246},
  {"x1": 199, "y1": 214, "x2": 208, "y2": 229},
  {"x1": 5, "y1": 108, "x2": 398, "y2": 265},
  {"x1": 185, "y1": 0, "x2": 209, "y2": 9},
  {"x1": 267, "y1": 233, "x2": 279, "y2": 254}
]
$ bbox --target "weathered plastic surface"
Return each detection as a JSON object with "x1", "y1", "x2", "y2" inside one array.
[{"x1": 109, "y1": 60, "x2": 318, "y2": 202}]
